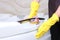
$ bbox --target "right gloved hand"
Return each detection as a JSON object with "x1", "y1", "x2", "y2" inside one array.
[{"x1": 35, "y1": 13, "x2": 59, "y2": 39}]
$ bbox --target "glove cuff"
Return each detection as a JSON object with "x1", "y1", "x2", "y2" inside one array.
[
  {"x1": 51, "y1": 13, "x2": 59, "y2": 22},
  {"x1": 31, "y1": 1, "x2": 40, "y2": 11}
]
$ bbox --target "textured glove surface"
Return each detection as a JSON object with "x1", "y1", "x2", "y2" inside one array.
[
  {"x1": 35, "y1": 13, "x2": 59, "y2": 38},
  {"x1": 28, "y1": 1, "x2": 40, "y2": 18}
]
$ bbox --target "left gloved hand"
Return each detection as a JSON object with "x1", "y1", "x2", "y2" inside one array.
[{"x1": 28, "y1": 1, "x2": 40, "y2": 18}]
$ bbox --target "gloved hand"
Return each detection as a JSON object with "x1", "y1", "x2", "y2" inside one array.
[
  {"x1": 30, "y1": 18, "x2": 40, "y2": 24},
  {"x1": 35, "y1": 13, "x2": 59, "y2": 38},
  {"x1": 28, "y1": 1, "x2": 40, "y2": 18},
  {"x1": 21, "y1": 1, "x2": 40, "y2": 24}
]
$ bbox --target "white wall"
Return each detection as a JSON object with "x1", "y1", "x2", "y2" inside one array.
[{"x1": 0, "y1": 0, "x2": 48, "y2": 17}]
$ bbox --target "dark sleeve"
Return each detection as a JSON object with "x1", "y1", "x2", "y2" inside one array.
[{"x1": 48, "y1": 0, "x2": 60, "y2": 18}]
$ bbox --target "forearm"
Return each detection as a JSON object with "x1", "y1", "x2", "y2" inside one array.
[
  {"x1": 32, "y1": 0, "x2": 40, "y2": 3},
  {"x1": 55, "y1": 5, "x2": 60, "y2": 17},
  {"x1": 28, "y1": 0, "x2": 40, "y2": 18}
]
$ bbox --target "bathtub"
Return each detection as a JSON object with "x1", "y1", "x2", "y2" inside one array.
[{"x1": 0, "y1": 14, "x2": 51, "y2": 40}]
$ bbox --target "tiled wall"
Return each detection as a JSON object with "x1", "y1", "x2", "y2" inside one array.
[{"x1": 0, "y1": 0, "x2": 48, "y2": 17}]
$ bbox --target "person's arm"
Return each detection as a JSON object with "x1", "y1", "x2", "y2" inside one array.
[
  {"x1": 35, "y1": 5, "x2": 60, "y2": 39},
  {"x1": 28, "y1": 0, "x2": 40, "y2": 18},
  {"x1": 33, "y1": 0, "x2": 40, "y2": 3},
  {"x1": 55, "y1": 5, "x2": 60, "y2": 17}
]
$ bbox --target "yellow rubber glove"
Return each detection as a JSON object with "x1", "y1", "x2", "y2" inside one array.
[
  {"x1": 28, "y1": 1, "x2": 40, "y2": 18},
  {"x1": 35, "y1": 13, "x2": 59, "y2": 38}
]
